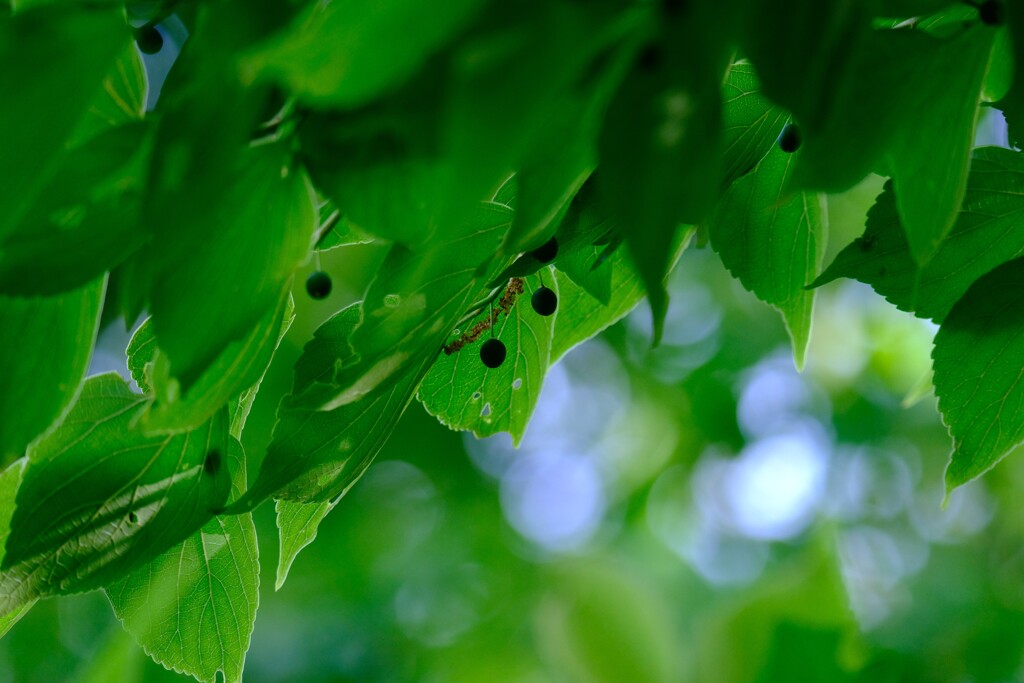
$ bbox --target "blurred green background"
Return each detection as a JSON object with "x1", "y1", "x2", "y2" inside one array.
[{"x1": 6, "y1": 114, "x2": 1024, "y2": 681}]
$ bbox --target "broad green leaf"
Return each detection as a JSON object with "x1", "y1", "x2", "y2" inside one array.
[
  {"x1": 707, "y1": 148, "x2": 827, "y2": 369},
  {"x1": 0, "y1": 122, "x2": 152, "y2": 296},
  {"x1": 291, "y1": 305, "x2": 361, "y2": 394},
  {"x1": 241, "y1": 201, "x2": 513, "y2": 508},
  {"x1": 885, "y1": 26, "x2": 994, "y2": 263},
  {"x1": 274, "y1": 498, "x2": 336, "y2": 591},
  {"x1": 495, "y1": 10, "x2": 639, "y2": 258},
  {"x1": 599, "y1": 3, "x2": 731, "y2": 344},
  {"x1": 147, "y1": 143, "x2": 316, "y2": 390},
  {"x1": 742, "y1": 3, "x2": 994, "y2": 262},
  {"x1": 0, "y1": 461, "x2": 33, "y2": 639},
  {"x1": 298, "y1": 89, "x2": 450, "y2": 248},
  {"x1": 322, "y1": 203, "x2": 514, "y2": 412},
  {"x1": 550, "y1": 229, "x2": 692, "y2": 363},
  {"x1": 933, "y1": 257, "x2": 1024, "y2": 493},
  {"x1": 0, "y1": 374, "x2": 231, "y2": 613},
  {"x1": 443, "y1": 0, "x2": 640, "y2": 252},
  {"x1": 140, "y1": 287, "x2": 295, "y2": 434},
  {"x1": 243, "y1": 0, "x2": 485, "y2": 107},
  {"x1": 0, "y1": 5, "x2": 128, "y2": 240},
  {"x1": 719, "y1": 62, "x2": 789, "y2": 189},
  {"x1": 106, "y1": 439, "x2": 258, "y2": 683},
  {"x1": 999, "y1": 4, "x2": 1024, "y2": 147},
  {"x1": 419, "y1": 275, "x2": 557, "y2": 444},
  {"x1": 71, "y1": 43, "x2": 147, "y2": 145},
  {"x1": 236, "y1": 319, "x2": 429, "y2": 506},
  {"x1": 814, "y1": 148, "x2": 1024, "y2": 324},
  {"x1": 0, "y1": 278, "x2": 104, "y2": 463}
]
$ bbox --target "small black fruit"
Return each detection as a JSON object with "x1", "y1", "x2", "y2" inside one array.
[
  {"x1": 306, "y1": 271, "x2": 332, "y2": 299},
  {"x1": 135, "y1": 26, "x2": 163, "y2": 55},
  {"x1": 531, "y1": 237, "x2": 559, "y2": 264},
  {"x1": 979, "y1": 0, "x2": 1003, "y2": 25},
  {"x1": 480, "y1": 338, "x2": 507, "y2": 368},
  {"x1": 778, "y1": 123, "x2": 801, "y2": 153},
  {"x1": 531, "y1": 287, "x2": 558, "y2": 316}
]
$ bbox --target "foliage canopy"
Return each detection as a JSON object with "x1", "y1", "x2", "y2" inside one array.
[{"x1": 3, "y1": 0, "x2": 1024, "y2": 680}]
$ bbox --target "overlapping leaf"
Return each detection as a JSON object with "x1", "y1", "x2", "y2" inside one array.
[
  {"x1": 814, "y1": 148, "x2": 1024, "y2": 324},
  {"x1": 145, "y1": 143, "x2": 316, "y2": 390},
  {"x1": 933, "y1": 257, "x2": 1024, "y2": 492},
  {"x1": 106, "y1": 439, "x2": 258, "y2": 683},
  {"x1": 134, "y1": 290, "x2": 295, "y2": 434},
  {"x1": 0, "y1": 374, "x2": 231, "y2": 614},
  {"x1": 0, "y1": 4, "x2": 128, "y2": 240},
  {"x1": 419, "y1": 275, "x2": 557, "y2": 444},
  {"x1": 0, "y1": 278, "x2": 104, "y2": 463},
  {"x1": 707, "y1": 147, "x2": 827, "y2": 368}
]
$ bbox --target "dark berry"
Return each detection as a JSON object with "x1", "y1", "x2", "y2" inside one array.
[
  {"x1": 480, "y1": 338, "x2": 507, "y2": 369},
  {"x1": 135, "y1": 26, "x2": 164, "y2": 55},
  {"x1": 204, "y1": 449, "x2": 222, "y2": 476},
  {"x1": 306, "y1": 271, "x2": 332, "y2": 299},
  {"x1": 979, "y1": 0, "x2": 1003, "y2": 25},
  {"x1": 531, "y1": 237, "x2": 559, "y2": 264},
  {"x1": 531, "y1": 287, "x2": 558, "y2": 317},
  {"x1": 778, "y1": 123, "x2": 801, "y2": 153}
]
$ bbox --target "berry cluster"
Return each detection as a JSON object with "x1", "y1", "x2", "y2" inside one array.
[{"x1": 477, "y1": 238, "x2": 560, "y2": 369}]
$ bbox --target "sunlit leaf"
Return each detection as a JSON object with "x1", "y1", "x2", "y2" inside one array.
[
  {"x1": 707, "y1": 148, "x2": 827, "y2": 369},
  {"x1": 933, "y1": 257, "x2": 1024, "y2": 493},
  {"x1": 106, "y1": 439, "x2": 258, "y2": 683},
  {"x1": 419, "y1": 275, "x2": 557, "y2": 444},
  {"x1": 814, "y1": 148, "x2": 1024, "y2": 324},
  {"x1": 720, "y1": 61, "x2": 788, "y2": 189},
  {"x1": 0, "y1": 374, "x2": 231, "y2": 613},
  {"x1": 0, "y1": 278, "x2": 104, "y2": 462},
  {"x1": 274, "y1": 499, "x2": 336, "y2": 592},
  {"x1": 146, "y1": 143, "x2": 316, "y2": 390}
]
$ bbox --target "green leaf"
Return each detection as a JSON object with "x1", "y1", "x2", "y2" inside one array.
[
  {"x1": 719, "y1": 62, "x2": 789, "y2": 189},
  {"x1": 550, "y1": 229, "x2": 692, "y2": 363},
  {"x1": 0, "y1": 278, "x2": 104, "y2": 462},
  {"x1": 243, "y1": 0, "x2": 486, "y2": 107},
  {"x1": 140, "y1": 288, "x2": 296, "y2": 434},
  {"x1": 106, "y1": 438, "x2": 258, "y2": 683},
  {"x1": 0, "y1": 122, "x2": 152, "y2": 297},
  {"x1": 707, "y1": 148, "x2": 827, "y2": 369},
  {"x1": 0, "y1": 4, "x2": 128, "y2": 240},
  {"x1": 419, "y1": 275, "x2": 557, "y2": 444},
  {"x1": 598, "y1": 4, "x2": 730, "y2": 344},
  {"x1": 813, "y1": 148, "x2": 1024, "y2": 324},
  {"x1": 0, "y1": 374, "x2": 231, "y2": 613},
  {"x1": 933, "y1": 257, "x2": 1024, "y2": 493},
  {"x1": 884, "y1": 26, "x2": 994, "y2": 263},
  {"x1": 0, "y1": 461, "x2": 33, "y2": 639},
  {"x1": 236, "y1": 316, "x2": 428, "y2": 507},
  {"x1": 325, "y1": 203, "x2": 514, "y2": 410},
  {"x1": 70, "y1": 43, "x2": 147, "y2": 146},
  {"x1": 146, "y1": 142, "x2": 316, "y2": 390},
  {"x1": 274, "y1": 499, "x2": 336, "y2": 592}
]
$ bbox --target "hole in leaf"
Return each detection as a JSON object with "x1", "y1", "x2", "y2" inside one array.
[
  {"x1": 481, "y1": 403, "x2": 492, "y2": 417},
  {"x1": 512, "y1": 378, "x2": 523, "y2": 390},
  {"x1": 472, "y1": 392, "x2": 481, "y2": 401},
  {"x1": 127, "y1": 512, "x2": 139, "y2": 525}
]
